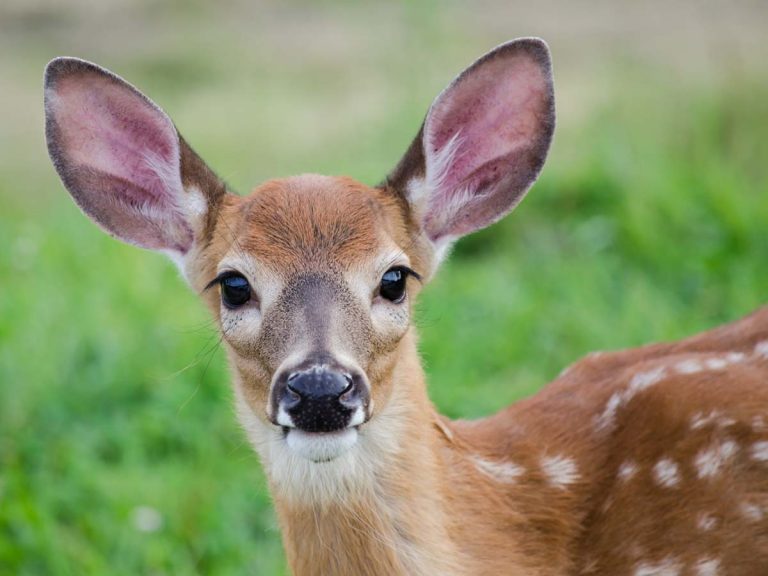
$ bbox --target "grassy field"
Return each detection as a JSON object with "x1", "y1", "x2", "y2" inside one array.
[{"x1": 1, "y1": 1, "x2": 767, "y2": 574}]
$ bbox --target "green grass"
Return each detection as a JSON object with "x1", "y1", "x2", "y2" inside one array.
[{"x1": 1, "y1": 3, "x2": 768, "y2": 574}]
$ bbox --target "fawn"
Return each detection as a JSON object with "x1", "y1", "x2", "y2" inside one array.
[{"x1": 45, "y1": 38, "x2": 768, "y2": 575}]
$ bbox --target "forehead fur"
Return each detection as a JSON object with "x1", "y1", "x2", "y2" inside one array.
[{"x1": 214, "y1": 174, "x2": 413, "y2": 274}]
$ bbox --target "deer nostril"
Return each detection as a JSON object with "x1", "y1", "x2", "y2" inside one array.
[
  {"x1": 286, "y1": 372, "x2": 302, "y2": 393},
  {"x1": 284, "y1": 367, "x2": 351, "y2": 401},
  {"x1": 283, "y1": 385, "x2": 302, "y2": 409},
  {"x1": 339, "y1": 374, "x2": 359, "y2": 407}
]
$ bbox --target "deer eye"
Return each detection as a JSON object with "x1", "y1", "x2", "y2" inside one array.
[
  {"x1": 379, "y1": 267, "x2": 409, "y2": 303},
  {"x1": 220, "y1": 273, "x2": 251, "y2": 308}
]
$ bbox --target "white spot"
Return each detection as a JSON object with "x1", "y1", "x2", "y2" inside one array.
[
  {"x1": 596, "y1": 367, "x2": 666, "y2": 432},
  {"x1": 676, "y1": 352, "x2": 744, "y2": 377},
  {"x1": 472, "y1": 456, "x2": 525, "y2": 483},
  {"x1": 725, "y1": 351, "x2": 746, "y2": 363},
  {"x1": 653, "y1": 458, "x2": 681, "y2": 488},
  {"x1": 675, "y1": 359, "x2": 703, "y2": 374},
  {"x1": 541, "y1": 455, "x2": 580, "y2": 488},
  {"x1": 691, "y1": 411, "x2": 716, "y2": 430},
  {"x1": 634, "y1": 557, "x2": 681, "y2": 576},
  {"x1": 691, "y1": 410, "x2": 735, "y2": 430},
  {"x1": 716, "y1": 416, "x2": 736, "y2": 428},
  {"x1": 750, "y1": 441, "x2": 768, "y2": 462},
  {"x1": 695, "y1": 440, "x2": 739, "y2": 479},
  {"x1": 629, "y1": 366, "x2": 667, "y2": 394},
  {"x1": 752, "y1": 415, "x2": 766, "y2": 432},
  {"x1": 754, "y1": 340, "x2": 768, "y2": 360},
  {"x1": 696, "y1": 513, "x2": 718, "y2": 532},
  {"x1": 694, "y1": 557, "x2": 721, "y2": 576},
  {"x1": 596, "y1": 392, "x2": 623, "y2": 431},
  {"x1": 618, "y1": 460, "x2": 638, "y2": 482},
  {"x1": 132, "y1": 506, "x2": 163, "y2": 533},
  {"x1": 704, "y1": 357, "x2": 728, "y2": 370},
  {"x1": 739, "y1": 502, "x2": 764, "y2": 522}
]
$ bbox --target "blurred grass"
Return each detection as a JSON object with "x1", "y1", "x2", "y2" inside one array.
[{"x1": 1, "y1": 1, "x2": 768, "y2": 574}]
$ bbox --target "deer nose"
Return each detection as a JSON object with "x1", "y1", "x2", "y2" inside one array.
[
  {"x1": 286, "y1": 367, "x2": 353, "y2": 404},
  {"x1": 276, "y1": 366, "x2": 365, "y2": 433}
]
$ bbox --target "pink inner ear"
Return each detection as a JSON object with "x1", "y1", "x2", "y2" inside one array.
[
  {"x1": 47, "y1": 66, "x2": 192, "y2": 252},
  {"x1": 54, "y1": 73, "x2": 182, "y2": 204},
  {"x1": 421, "y1": 45, "x2": 554, "y2": 240}
]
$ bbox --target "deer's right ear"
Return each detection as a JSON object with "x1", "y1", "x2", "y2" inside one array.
[
  {"x1": 44, "y1": 57, "x2": 226, "y2": 260},
  {"x1": 386, "y1": 38, "x2": 555, "y2": 264}
]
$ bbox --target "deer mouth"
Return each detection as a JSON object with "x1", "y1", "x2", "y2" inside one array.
[{"x1": 283, "y1": 427, "x2": 360, "y2": 462}]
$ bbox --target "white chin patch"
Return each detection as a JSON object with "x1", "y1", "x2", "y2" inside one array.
[{"x1": 285, "y1": 428, "x2": 359, "y2": 462}]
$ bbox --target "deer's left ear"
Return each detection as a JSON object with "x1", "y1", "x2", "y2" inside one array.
[{"x1": 386, "y1": 38, "x2": 555, "y2": 254}]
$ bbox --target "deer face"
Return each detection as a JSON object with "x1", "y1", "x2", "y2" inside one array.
[
  {"x1": 44, "y1": 39, "x2": 554, "y2": 469},
  {"x1": 200, "y1": 176, "x2": 428, "y2": 462}
]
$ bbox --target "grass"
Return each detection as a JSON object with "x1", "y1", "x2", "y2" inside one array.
[{"x1": 1, "y1": 2, "x2": 767, "y2": 574}]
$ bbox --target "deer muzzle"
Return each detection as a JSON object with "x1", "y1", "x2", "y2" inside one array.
[{"x1": 271, "y1": 358, "x2": 370, "y2": 434}]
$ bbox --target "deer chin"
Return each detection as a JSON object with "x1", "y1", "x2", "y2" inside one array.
[{"x1": 284, "y1": 428, "x2": 359, "y2": 462}]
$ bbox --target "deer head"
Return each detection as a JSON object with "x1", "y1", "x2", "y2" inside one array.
[{"x1": 44, "y1": 39, "x2": 554, "y2": 498}]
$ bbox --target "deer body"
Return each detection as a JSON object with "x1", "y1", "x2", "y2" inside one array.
[{"x1": 44, "y1": 39, "x2": 768, "y2": 575}]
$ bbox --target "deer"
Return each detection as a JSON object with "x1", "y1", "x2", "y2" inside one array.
[{"x1": 44, "y1": 37, "x2": 768, "y2": 575}]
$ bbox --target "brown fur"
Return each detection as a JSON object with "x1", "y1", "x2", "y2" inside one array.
[{"x1": 209, "y1": 176, "x2": 413, "y2": 276}]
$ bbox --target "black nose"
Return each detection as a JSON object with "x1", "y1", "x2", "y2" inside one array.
[
  {"x1": 287, "y1": 367, "x2": 352, "y2": 403},
  {"x1": 279, "y1": 366, "x2": 359, "y2": 432}
]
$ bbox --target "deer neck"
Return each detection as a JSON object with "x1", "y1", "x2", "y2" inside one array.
[{"x1": 268, "y1": 331, "x2": 464, "y2": 576}]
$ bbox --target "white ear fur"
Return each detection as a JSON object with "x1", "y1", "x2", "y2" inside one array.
[{"x1": 388, "y1": 38, "x2": 555, "y2": 261}]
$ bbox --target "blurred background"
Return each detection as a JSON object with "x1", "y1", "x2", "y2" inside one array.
[{"x1": 1, "y1": 0, "x2": 766, "y2": 573}]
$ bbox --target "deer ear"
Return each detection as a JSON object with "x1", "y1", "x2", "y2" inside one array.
[
  {"x1": 44, "y1": 57, "x2": 225, "y2": 258},
  {"x1": 387, "y1": 38, "x2": 555, "y2": 248}
]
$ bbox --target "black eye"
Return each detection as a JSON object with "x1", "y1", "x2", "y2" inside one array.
[
  {"x1": 220, "y1": 273, "x2": 251, "y2": 308},
  {"x1": 379, "y1": 267, "x2": 409, "y2": 303}
]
